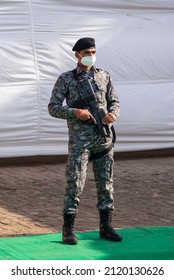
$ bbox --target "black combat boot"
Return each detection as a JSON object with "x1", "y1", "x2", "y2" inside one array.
[
  {"x1": 62, "y1": 213, "x2": 78, "y2": 245},
  {"x1": 99, "y1": 210, "x2": 122, "y2": 241}
]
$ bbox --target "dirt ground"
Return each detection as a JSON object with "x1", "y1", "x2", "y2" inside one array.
[{"x1": 0, "y1": 151, "x2": 173, "y2": 237}]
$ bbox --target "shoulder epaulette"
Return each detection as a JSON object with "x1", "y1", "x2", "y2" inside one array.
[{"x1": 95, "y1": 67, "x2": 110, "y2": 75}]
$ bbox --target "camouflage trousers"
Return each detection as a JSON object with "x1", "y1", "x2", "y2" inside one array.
[{"x1": 63, "y1": 124, "x2": 115, "y2": 214}]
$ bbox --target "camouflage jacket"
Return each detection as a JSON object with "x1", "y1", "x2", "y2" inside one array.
[{"x1": 48, "y1": 65, "x2": 120, "y2": 131}]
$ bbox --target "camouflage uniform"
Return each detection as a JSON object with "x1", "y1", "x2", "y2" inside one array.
[{"x1": 48, "y1": 64, "x2": 120, "y2": 215}]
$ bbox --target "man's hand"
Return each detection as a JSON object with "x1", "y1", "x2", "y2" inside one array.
[
  {"x1": 102, "y1": 112, "x2": 116, "y2": 124},
  {"x1": 76, "y1": 109, "x2": 96, "y2": 123}
]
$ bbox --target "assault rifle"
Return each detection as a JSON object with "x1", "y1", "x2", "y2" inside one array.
[{"x1": 79, "y1": 75, "x2": 110, "y2": 140}]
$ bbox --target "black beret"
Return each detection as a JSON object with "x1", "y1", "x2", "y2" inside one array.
[{"x1": 72, "y1": 37, "x2": 95, "y2": 52}]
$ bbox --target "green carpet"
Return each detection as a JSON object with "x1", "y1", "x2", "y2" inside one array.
[{"x1": 0, "y1": 227, "x2": 173, "y2": 260}]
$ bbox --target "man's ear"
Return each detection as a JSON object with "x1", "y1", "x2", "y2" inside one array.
[{"x1": 75, "y1": 51, "x2": 81, "y2": 59}]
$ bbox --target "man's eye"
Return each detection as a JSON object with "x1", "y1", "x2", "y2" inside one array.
[{"x1": 86, "y1": 51, "x2": 96, "y2": 55}]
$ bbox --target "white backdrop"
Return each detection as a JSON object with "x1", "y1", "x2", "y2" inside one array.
[{"x1": 0, "y1": 0, "x2": 174, "y2": 157}]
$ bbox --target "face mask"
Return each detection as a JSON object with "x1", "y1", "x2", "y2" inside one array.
[{"x1": 80, "y1": 56, "x2": 96, "y2": 67}]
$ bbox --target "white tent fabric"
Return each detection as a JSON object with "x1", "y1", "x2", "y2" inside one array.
[{"x1": 0, "y1": 0, "x2": 174, "y2": 157}]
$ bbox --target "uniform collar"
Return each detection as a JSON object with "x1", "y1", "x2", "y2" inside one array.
[{"x1": 76, "y1": 63, "x2": 98, "y2": 75}]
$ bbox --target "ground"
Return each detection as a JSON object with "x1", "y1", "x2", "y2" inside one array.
[{"x1": 0, "y1": 153, "x2": 173, "y2": 237}]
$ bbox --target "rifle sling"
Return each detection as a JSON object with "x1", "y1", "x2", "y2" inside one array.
[{"x1": 89, "y1": 142, "x2": 114, "y2": 161}]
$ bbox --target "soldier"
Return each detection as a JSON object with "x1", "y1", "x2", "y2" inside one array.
[{"x1": 48, "y1": 37, "x2": 122, "y2": 245}]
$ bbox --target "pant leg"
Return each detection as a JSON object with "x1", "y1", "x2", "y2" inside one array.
[
  {"x1": 63, "y1": 146, "x2": 89, "y2": 214},
  {"x1": 92, "y1": 148, "x2": 115, "y2": 211}
]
